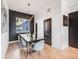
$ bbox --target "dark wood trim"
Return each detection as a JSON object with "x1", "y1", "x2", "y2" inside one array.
[
  {"x1": 35, "y1": 23, "x2": 37, "y2": 39},
  {"x1": 44, "y1": 18, "x2": 52, "y2": 45}
]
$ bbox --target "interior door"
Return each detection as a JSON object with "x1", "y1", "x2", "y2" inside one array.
[
  {"x1": 44, "y1": 18, "x2": 51, "y2": 45},
  {"x1": 69, "y1": 11, "x2": 78, "y2": 48}
]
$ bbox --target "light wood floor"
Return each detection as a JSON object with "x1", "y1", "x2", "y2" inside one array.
[{"x1": 4, "y1": 42, "x2": 78, "y2": 59}]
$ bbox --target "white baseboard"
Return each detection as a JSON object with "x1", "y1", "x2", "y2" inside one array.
[
  {"x1": 9, "y1": 40, "x2": 20, "y2": 43},
  {"x1": 52, "y1": 44, "x2": 69, "y2": 50},
  {"x1": 62, "y1": 44, "x2": 69, "y2": 50}
]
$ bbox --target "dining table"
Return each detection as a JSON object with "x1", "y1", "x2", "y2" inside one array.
[
  {"x1": 18, "y1": 34, "x2": 44, "y2": 54},
  {"x1": 19, "y1": 34, "x2": 32, "y2": 54}
]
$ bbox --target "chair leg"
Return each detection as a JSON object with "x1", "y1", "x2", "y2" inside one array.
[{"x1": 29, "y1": 47, "x2": 32, "y2": 56}]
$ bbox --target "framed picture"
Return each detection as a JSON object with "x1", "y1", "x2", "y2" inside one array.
[
  {"x1": 1, "y1": 8, "x2": 8, "y2": 33},
  {"x1": 63, "y1": 15, "x2": 69, "y2": 26}
]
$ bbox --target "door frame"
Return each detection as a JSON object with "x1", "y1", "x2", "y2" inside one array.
[
  {"x1": 35, "y1": 23, "x2": 37, "y2": 39},
  {"x1": 44, "y1": 18, "x2": 52, "y2": 45}
]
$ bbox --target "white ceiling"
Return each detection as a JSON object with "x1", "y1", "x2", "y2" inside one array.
[
  {"x1": 6, "y1": 0, "x2": 52, "y2": 15},
  {"x1": 6, "y1": 0, "x2": 78, "y2": 15},
  {"x1": 65, "y1": 0, "x2": 78, "y2": 7}
]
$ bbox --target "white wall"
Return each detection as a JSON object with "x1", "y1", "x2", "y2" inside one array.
[
  {"x1": 61, "y1": 0, "x2": 78, "y2": 49},
  {"x1": 35, "y1": 0, "x2": 63, "y2": 50},
  {"x1": 1, "y1": 0, "x2": 9, "y2": 59},
  {"x1": 34, "y1": 0, "x2": 78, "y2": 50},
  {"x1": 62, "y1": 0, "x2": 78, "y2": 14},
  {"x1": 61, "y1": 0, "x2": 69, "y2": 49},
  {"x1": 68, "y1": 2, "x2": 78, "y2": 13}
]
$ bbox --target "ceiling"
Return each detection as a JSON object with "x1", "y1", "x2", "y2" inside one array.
[
  {"x1": 6, "y1": 0, "x2": 52, "y2": 15},
  {"x1": 6, "y1": 0, "x2": 78, "y2": 15},
  {"x1": 65, "y1": 0, "x2": 78, "y2": 7}
]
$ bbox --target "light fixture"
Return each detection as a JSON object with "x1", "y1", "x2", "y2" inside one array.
[
  {"x1": 25, "y1": 3, "x2": 31, "y2": 12},
  {"x1": 28, "y1": 3, "x2": 30, "y2": 6},
  {"x1": 24, "y1": 2, "x2": 34, "y2": 21}
]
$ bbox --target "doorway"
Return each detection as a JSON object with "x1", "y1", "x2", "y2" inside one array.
[
  {"x1": 35, "y1": 23, "x2": 37, "y2": 39},
  {"x1": 69, "y1": 11, "x2": 78, "y2": 48},
  {"x1": 44, "y1": 18, "x2": 51, "y2": 45}
]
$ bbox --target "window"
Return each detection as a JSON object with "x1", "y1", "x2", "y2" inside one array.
[{"x1": 16, "y1": 17, "x2": 30, "y2": 33}]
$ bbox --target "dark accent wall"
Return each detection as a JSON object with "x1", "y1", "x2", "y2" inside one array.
[{"x1": 9, "y1": 10, "x2": 34, "y2": 41}]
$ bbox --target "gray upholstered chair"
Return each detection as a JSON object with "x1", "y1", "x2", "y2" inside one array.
[
  {"x1": 32, "y1": 39, "x2": 44, "y2": 54},
  {"x1": 18, "y1": 35, "x2": 27, "y2": 48}
]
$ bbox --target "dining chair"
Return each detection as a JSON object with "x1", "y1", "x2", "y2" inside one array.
[
  {"x1": 32, "y1": 39, "x2": 44, "y2": 55},
  {"x1": 18, "y1": 34, "x2": 32, "y2": 55},
  {"x1": 18, "y1": 35, "x2": 27, "y2": 48}
]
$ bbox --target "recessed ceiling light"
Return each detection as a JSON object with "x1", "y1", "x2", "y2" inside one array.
[
  {"x1": 28, "y1": 3, "x2": 30, "y2": 6},
  {"x1": 25, "y1": 3, "x2": 30, "y2": 6}
]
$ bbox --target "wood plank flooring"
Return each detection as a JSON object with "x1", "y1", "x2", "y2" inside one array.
[{"x1": 4, "y1": 42, "x2": 78, "y2": 59}]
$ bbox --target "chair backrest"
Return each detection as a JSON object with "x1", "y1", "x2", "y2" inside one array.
[
  {"x1": 18, "y1": 35, "x2": 27, "y2": 47},
  {"x1": 18, "y1": 35, "x2": 20, "y2": 40},
  {"x1": 33, "y1": 40, "x2": 44, "y2": 51},
  {"x1": 21, "y1": 38, "x2": 27, "y2": 47}
]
